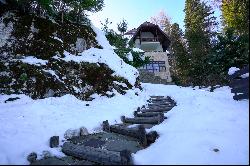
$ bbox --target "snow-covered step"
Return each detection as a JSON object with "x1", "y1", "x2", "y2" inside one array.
[
  {"x1": 62, "y1": 142, "x2": 132, "y2": 165},
  {"x1": 148, "y1": 103, "x2": 174, "y2": 107},
  {"x1": 140, "y1": 108, "x2": 172, "y2": 113},
  {"x1": 103, "y1": 120, "x2": 147, "y2": 146},
  {"x1": 121, "y1": 115, "x2": 164, "y2": 125},
  {"x1": 134, "y1": 111, "x2": 165, "y2": 118},
  {"x1": 147, "y1": 106, "x2": 174, "y2": 110},
  {"x1": 150, "y1": 96, "x2": 165, "y2": 98},
  {"x1": 149, "y1": 100, "x2": 173, "y2": 104}
]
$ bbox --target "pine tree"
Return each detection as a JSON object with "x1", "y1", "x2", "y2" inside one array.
[
  {"x1": 117, "y1": 19, "x2": 128, "y2": 36},
  {"x1": 101, "y1": 19, "x2": 149, "y2": 68},
  {"x1": 184, "y1": 0, "x2": 218, "y2": 86},
  {"x1": 169, "y1": 23, "x2": 190, "y2": 85},
  {"x1": 4, "y1": 0, "x2": 104, "y2": 25},
  {"x1": 221, "y1": 0, "x2": 249, "y2": 35},
  {"x1": 205, "y1": 0, "x2": 249, "y2": 85}
]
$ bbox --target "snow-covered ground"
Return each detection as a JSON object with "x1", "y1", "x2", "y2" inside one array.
[
  {"x1": 0, "y1": 84, "x2": 248, "y2": 165},
  {"x1": 134, "y1": 84, "x2": 249, "y2": 165}
]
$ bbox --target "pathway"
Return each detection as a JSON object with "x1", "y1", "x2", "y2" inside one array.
[{"x1": 29, "y1": 96, "x2": 176, "y2": 165}]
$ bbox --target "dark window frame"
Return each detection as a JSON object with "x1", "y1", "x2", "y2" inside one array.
[{"x1": 141, "y1": 60, "x2": 166, "y2": 73}]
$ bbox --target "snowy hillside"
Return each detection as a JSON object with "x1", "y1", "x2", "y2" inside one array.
[
  {"x1": 0, "y1": 11, "x2": 139, "y2": 100},
  {"x1": 0, "y1": 84, "x2": 248, "y2": 164}
]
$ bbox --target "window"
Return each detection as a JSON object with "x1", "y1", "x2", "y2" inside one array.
[{"x1": 141, "y1": 61, "x2": 166, "y2": 73}]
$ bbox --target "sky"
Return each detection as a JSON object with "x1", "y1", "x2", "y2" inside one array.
[{"x1": 89, "y1": 0, "x2": 187, "y2": 32}]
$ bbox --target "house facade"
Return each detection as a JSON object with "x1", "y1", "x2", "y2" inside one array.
[{"x1": 125, "y1": 21, "x2": 172, "y2": 82}]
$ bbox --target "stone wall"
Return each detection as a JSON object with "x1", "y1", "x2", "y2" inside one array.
[
  {"x1": 138, "y1": 69, "x2": 175, "y2": 85},
  {"x1": 144, "y1": 52, "x2": 172, "y2": 82}
]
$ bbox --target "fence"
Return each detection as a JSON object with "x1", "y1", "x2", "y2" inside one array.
[{"x1": 228, "y1": 65, "x2": 249, "y2": 100}]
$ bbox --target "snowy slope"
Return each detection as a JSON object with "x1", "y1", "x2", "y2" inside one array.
[
  {"x1": 0, "y1": 84, "x2": 248, "y2": 165},
  {"x1": 51, "y1": 25, "x2": 139, "y2": 86},
  {"x1": 134, "y1": 84, "x2": 249, "y2": 165},
  {"x1": 0, "y1": 88, "x2": 146, "y2": 164}
]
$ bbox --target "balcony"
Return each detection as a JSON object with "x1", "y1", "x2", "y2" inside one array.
[
  {"x1": 140, "y1": 37, "x2": 159, "y2": 42},
  {"x1": 138, "y1": 37, "x2": 162, "y2": 52}
]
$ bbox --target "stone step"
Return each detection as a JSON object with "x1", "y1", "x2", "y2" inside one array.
[
  {"x1": 62, "y1": 142, "x2": 132, "y2": 165},
  {"x1": 121, "y1": 115, "x2": 164, "y2": 125},
  {"x1": 134, "y1": 111, "x2": 164, "y2": 118},
  {"x1": 147, "y1": 106, "x2": 174, "y2": 110},
  {"x1": 149, "y1": 98, "x2": 172, "y2": 102},
  {"x1": 103, "y1": 120, "x2": 147, "y2": 146},
  {"x1": 148, "y1": 103, "x2": 174, "y2": 107},
  {"x1": 150, "y1": 96, "x2": 165, "y2": 98},
  {"x1": 148, "y1": 103, "x2": 176, "y2": 107},
  {"x1": 140, "y1": 107, "x2": 172, "y2": 113},
  {"x1": 30, "y1": 156, "x2": 94, "y2": 165},
  {"x1": 68, "y1": 132, "x2": 143, "y2": 154}
]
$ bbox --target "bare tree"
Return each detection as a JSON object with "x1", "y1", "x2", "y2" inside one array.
[{"x1": 150, "y1": 10, "x2": 172, "y2": 36}]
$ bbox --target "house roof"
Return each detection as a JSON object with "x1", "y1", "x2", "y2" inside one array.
[
  {"x1": 127, "y1": 21, "x2": 171, "y2": 51},
  {"x1": 124, "y1": 28, "x2": 137, "y2": 35},
  {"x1": 130, "y1": 21, "x2": 170, "y2": 42}
]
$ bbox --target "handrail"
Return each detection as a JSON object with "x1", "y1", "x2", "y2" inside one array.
[{"x1": 137, "y1": 37, "x2": 159, "y2": 42}]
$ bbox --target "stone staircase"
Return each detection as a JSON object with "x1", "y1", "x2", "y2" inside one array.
[
  {"x1": 28, "y1": 96, "x2": 176, "y2": 165},
  {"x1": 138, "y1": 69, "x2": 175, "y2": 85}
]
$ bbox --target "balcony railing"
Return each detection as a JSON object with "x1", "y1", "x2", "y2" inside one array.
[{"x1": 139, "y1": 37, "x2": 159, "y2": 42}]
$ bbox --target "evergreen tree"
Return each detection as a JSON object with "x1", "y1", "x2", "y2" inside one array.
[
  {"x1": 117, "y1": 19, "x2": 128, "y2": 36},
  {"x1": 3, "y1": 0, "x2": 53, "y2": 16},
  {"x1": 205, "y1": 0, "x2": 249, "y2": 86},
  {"x1": 184, "y1": 0, "x2": 218, "y2": 86},
  {"x1": 169, "y1": 23, "x2": 190, "y2": 85},
  {"x1": 221, "y1": 0, "x2": 249, "y2": 35},
  {"x1": 101, "y1": 19, "x2": 149, "y2": 68},
  {"x1": 3, "y1": 0, "x2": 104, "y2": 25}
]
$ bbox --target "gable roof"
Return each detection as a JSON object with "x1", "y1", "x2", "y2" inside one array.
[
  {"x1": 124, "y1": 28, "x2": 137, "y2": 35},
  {"x1": 128, "y1": 21, "x2": 171, "y2": 51},
  {"x1": 131, "y1": 21, "x2": 170, "y2": 42}
]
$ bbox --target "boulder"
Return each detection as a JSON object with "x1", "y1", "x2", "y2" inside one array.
[
  {"x1": 64, "y1": 129, "x2": 80, "y2": 140},
  {"x1": 27, "y1": 152, "x2": 37, "y2": 163},
  {"x1": 42, "y1": 151, "x2": 52, "y2": 159},
  {"x1": 49, "y1": 136, "x2": 59, "y2": 148},
  {"x1": 80, "y1": 127, "x2": 89, "y2": 136}
]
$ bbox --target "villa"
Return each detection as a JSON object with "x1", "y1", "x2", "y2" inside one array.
[{"x1": 125, "y1": 21, "x2": 172, "y2": 82}]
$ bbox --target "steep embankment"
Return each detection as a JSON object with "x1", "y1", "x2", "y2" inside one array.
[{"x1": 0, "y1": 10, "x2": 140, "y2": 100}]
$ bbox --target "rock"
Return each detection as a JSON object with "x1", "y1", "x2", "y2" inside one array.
[
  {"x1": 44, "y1": 89, "x2": 55, "y2": 98},
  {"x1": 86, "y1": 97, "x2": 94, "y2": 101},
  {"x1": 76, "y1": 38, "x2": 86, "y2": 53},
  {"x1": 50, "y1": 136, "x2": 59, "y2": 148},
  {"x1": 80, "y1": 127, "x2": 89, "y2": 136},
  {"x1": 146, "y1": 131, "x2": 159, "y2": 144},
  {"x1": 27, "y1": 152, "x2": 37, "y2": 163},
  {"x1": 64, "y1": 129, "x2": 80, "y2": 140},
  {"x1": 4, "y1": 97, "x2": 20, "y2": 103},
  {"x1": 213, "y1": 148, "x2": 220, "y2": 152},
  {"x1": 85, "y1": 104, "x2": 90, "y2": 106},
  {"x1": 30, "y1": 157, "x2": 75, "y2": 165},
  {"x1": 42, "y1": 151, "x2": 52, "y2": 159},
  {"x1": 102, "y1": 120, "x2": 110, "y2": 132}
]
